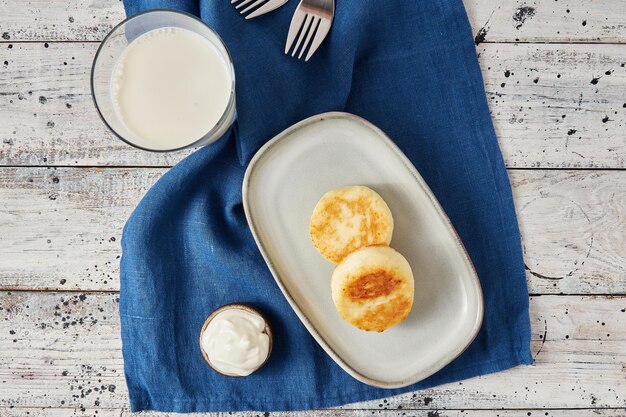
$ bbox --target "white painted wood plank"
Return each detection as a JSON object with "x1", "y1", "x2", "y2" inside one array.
[
  {"x1": 1, "y1": 43, "x2": 625, "y2": 167},
  {"x1": 0, "y1": 0, "x2": 624, "y2": 43},
  {"x1": 0, "y1": 409, "x2": 120, "y2": 417},
  {"x1": 465, "y1": 0, "x2": 626, "y2": 44},
  {"x1": 0, "y1": 0, "x2": 124, "y2": 42},
  {"x1": 0, "y1": 167, "x2": 162, "y2": 291},
  {"x1": 1, "y1": 168, "x2": 624, "y2": 294},
  {"x1": 0, "y1": 293, "x2": 624, "y2": 409},
  {"x1": 1, "y1": 409, "x2": 624, "y2": 417},
  {"x1": 481, "y1": 43, "x2": 626, "y2": 169},
  {"x1": 511, "y1": 170, "x2": 626, "y2": 294}
]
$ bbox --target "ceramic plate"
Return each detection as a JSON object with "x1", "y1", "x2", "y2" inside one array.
[{"x1": 243, "y1": 112, "x2": 483, "y2": 388}]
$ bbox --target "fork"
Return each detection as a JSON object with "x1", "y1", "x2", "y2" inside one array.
[
  {"x1": 231, "y1": 0, "x2": 289, "y2": 19},
  {"x1": 284, "y1": 0, "x2": 334, "y2": 62}
]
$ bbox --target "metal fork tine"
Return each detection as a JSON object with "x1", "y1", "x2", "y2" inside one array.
[
  {"x1": 305, "y1": 18, "x2": 331, "y2": 61},
  {"x1": 240, "y1": 0, "x2": 266, "y2": 14},
  {"x1": 235, "y1": 0, "x2": 257, "y2": 10},
  {"x1": 285, "y1": 9, "x2": 307, "y2": 54},
  {"x1": 235, "y1": 0, "x2": 289, "y2": 18},
  {"x1": 285, "y1": 0, "x2": 334, "y2": 62},
  {"x1": 240, "y1": 0, "x2": 271, "y2": 14},
  {"x1": 298, "y1": 16, "x2": 320, "y2": 60},
  {"x1": 291, "y1": 14, "x2": 313, "y2": 57},
  {"x1": 245, "y1": 0, "x2": 281, "y2": 19}
]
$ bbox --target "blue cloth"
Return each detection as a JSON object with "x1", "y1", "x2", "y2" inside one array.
[{"x1": 120, "y1": 0, "x2": 532, "y2": 412}]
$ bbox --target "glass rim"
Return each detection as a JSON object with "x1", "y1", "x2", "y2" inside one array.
[{"x1": 90, "y1": 8, "x2": 237, "y2": 153}]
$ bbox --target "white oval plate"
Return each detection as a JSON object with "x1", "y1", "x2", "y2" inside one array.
[{"x1": 243, "y1": 112, "x2": 483, "y2": 388}]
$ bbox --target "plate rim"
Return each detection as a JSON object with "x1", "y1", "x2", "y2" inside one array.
[{"x1": 242, "y1": 111, "x2": 484, "y2": 388}]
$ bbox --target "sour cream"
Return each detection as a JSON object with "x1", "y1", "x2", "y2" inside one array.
[{"x1": 201, "y1": 307, "x2": 270, "y2": 376}]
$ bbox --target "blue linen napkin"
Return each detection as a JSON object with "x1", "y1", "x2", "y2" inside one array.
[{"x1": 119, "y1": 0, "x2": 532, "y2": 412}]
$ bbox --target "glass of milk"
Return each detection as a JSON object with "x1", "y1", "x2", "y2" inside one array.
[{"x1": 91, "y1": 10, "x2": 236, "y2": 152}]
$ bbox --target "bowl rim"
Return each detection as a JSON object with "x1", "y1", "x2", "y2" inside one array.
[{"x1": 199, "y1": 303, "x2": 274, "y2": 377}]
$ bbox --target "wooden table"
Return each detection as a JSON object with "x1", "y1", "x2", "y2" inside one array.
[{"x1": 1, "y1": 1, "x2": 625, "y2": 415}]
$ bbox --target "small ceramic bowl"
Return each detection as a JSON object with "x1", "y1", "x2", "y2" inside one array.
[{"x1": 199, "y1": 303, "x2": 273, "y2": 377}]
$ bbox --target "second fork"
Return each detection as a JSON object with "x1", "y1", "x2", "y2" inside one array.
[{"x1": 285, "y1": 0, "x2": 334, "y2": 62}]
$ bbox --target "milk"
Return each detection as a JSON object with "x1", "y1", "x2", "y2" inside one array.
[{"x1": 111, "y1": 27, "x2": 233, "y2": 150}]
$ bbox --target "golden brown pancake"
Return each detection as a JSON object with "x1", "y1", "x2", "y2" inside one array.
[
  {"x1": 309, "y1": 185, "x2": 394, "y2": 263},
  {"x1": 331, "y1": 246, "x2": 414, "y2": 332}
]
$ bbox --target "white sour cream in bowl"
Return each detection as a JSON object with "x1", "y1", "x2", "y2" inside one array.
[{"x1": 200, "y1": 304, "x2": 272, "y2": 377}]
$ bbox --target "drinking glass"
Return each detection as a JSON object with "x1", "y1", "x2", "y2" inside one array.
[{"x1": 91, "y1": 9, "x2": 236, "y2": 152}]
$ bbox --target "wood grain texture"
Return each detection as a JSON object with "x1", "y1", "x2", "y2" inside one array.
[
  {"x1": 0, "y1": 0, "x2": 123, "y2": 42},
  {"x1": 0, "y1": 292, "x2": 624, "y2": 409},
  {"x1": 0, "y1": 167, "x2": 162, "y2": 291},
  {"x1": 1, "y1": 168, "x2": 624, "y2": 294},
  {"x1": 1, "y1": 409, "x2": 625, "y2": 417},
  {"x1": 511, "y1": 170, "x2": 626, "y2": 294},
  {"x1": 481, "y1": 43, "x2": 626, "y2": 169},
  {"x1": 1, "y1": 42, "x2": 625, "y2": 167},
  {"x1": 466, "y1": 0, "x2": 626, "y2": 44},
  {"x1": 0, "y1": 409, "x2": 121, "y2": 417},
  {"x1": 0, "y1": 0, "x2": 625, "y2": 43}
]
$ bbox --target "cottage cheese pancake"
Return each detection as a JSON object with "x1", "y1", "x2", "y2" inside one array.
[
  {"x1": 309, "y1": 185, "x2": 394, "y2": 263},
  {"x1": 331, "y1": 246, "x2": 414, "y2": 332}
]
